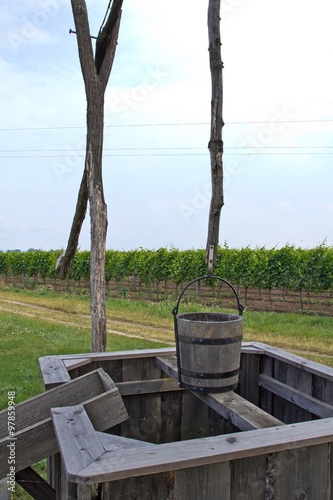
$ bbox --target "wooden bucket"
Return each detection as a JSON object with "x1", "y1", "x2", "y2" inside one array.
[{"x1": 173, "y1": 277, "x2": 244, "y2": 393}]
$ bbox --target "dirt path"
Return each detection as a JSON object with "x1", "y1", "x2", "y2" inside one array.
[
  {"x1": 0, "y1": 298, "x2": 173, "y2": 333},
  {"x1": 0, "y1": 299, "x2": 174, "y2": 345}
]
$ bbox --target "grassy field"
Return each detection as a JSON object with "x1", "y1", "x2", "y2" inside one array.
[{"x1": 0, "y1": 285, "x2": 332, "y2": 499}]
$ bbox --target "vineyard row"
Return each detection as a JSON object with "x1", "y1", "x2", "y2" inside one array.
[{"x1": 0, "y1": 244, "x2": 332, "y2": 294}]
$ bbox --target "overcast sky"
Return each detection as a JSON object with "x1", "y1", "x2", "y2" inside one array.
[{"x1": 0, "y1": 0, "x2": 332, "y2": 252}]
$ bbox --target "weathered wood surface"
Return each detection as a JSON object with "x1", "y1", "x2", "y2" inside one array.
[
  {"x1": 51, "y1": 405, "x2": 105, "y2": 477},
  {"x1": 117, "y1": 377, "x2": 180, "y2": 396},
  {"x1": 0, "y1": 369, "x2": 128, "y2": 479},
  {"x1": 259, "y1": 374, "x2": 333, "y2": 419},
  {"x1": 155, "y1": 355, "x2": 283, "y2": 430},
  {"x1": 15, "y1": 466, "x2": 56, "y2": 500},
  {"x1": 0, "y1": 479, "x2": 9, "y2": 500},
  {"x1": 39, "y1": 344, "x2": 263, "y2": 386},
  {"x1": 240, "y1": 352, "x2": 260, "y2": 405},
  {"x1": 275, "y1": 443, "x2": 331, "y2": 498},
  {"x1": 39, "y1": 356, "x2": 71, "y2": 389},
  {"x1": 63, "y1": 358, "x2": 91, "y2": 371},
  {"x1": 120, "y1": 357, "x2": 163, "y2": 444},
  {"x1": 0, "y1": 369, "x2": 109, "y2": 437},
  {"x1": 253, "y1": 342, "x2": 333, "y2": 380},
  {"x1": 74, "y1": 418, "x2": 333, "y2": 483}
]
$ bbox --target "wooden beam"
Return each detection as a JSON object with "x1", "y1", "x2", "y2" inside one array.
[
  {"x1": 0, "y1": 369, "x2": 116, "y2": 438},
  {"x1": 96, "y1": 432, "x2": 156, "y2": 452},
  {"x1": 39, "y1": 357, "x2": 71, "y2": 389},
  {"x1": 117, "y1": 377, "x2": 181, "y2": 397},
  {"x1": 0, "y1": 370, "x2": 128, "y2": 479},
  {"x1": 155, "y1": 355, "x2": 283, "y2": 431},
  {"x1": 63, "y1": 358, "x2": 91, "y2": 371},
  {"x1": 252, "y1": 343, "x2": 333, "y2": 381},
  {"x1": 259, "y1": 374, "x2": 333, "y2": 418},
  {"x1": 40, "y1": 347, "x2": 177, "y2": 363},
  {"x1": 51, "y1": 405, "x2": 105, "y2": 477},
  {"x1": 75, "y1": 418, "x2": 333, "y2": 484},
  {"x1": 15, "y1": 467, "x2": 56, "y2": 500}
]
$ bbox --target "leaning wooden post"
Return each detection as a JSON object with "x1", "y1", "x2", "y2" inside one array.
[{"x1": 205, "y1": 0, "x2": 224, "y2": 273}]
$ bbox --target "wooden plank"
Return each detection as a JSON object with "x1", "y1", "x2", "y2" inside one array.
[
  {"x1": 313, "y1": 373, "x2": 333, "y2": 406},
  {"x1": 259, "y1": 352, "x2": 274, "y2": 415},
  {"x1": 47, "y1": 453, "x2": 61, "y2": 497},
  {"x1": 239, "y1": 353, "x2": 260, "y2": 405},
  {"x1": 180, "y1": 392, "x2": 210, "y2": 440},
  {"x1": 259, "y1": 374, "x2": 333, "y2": 419},
  {"x1": 0, "y1": 376, "x2": 128, "y2": 479},
  {"x1": 155, "y1": 355, "x2": 283, "y2": 431},
  {"x1": 275, "y1": 443, "x2": 330, "y2": 498},
  {"x1": 0, "y1": 369, "x2": 106, "y2": 438},
  {"x1": 63, "y1": 358, "x2": 91, "y2": 371},
  {"x1": 285, "y1": 360, "x2": 313, "y2": 423},
  {"x1": 253, "y1": 342, "x2": 333, "y2": 381},
  {"x1": 74, "y1": 418, "x2": 333, "y2": 484},
  {"x1": 15, "y1": 466, "x2": 56, "y2": 500},
  {"x1": 161, "y1": 390, "x2": 182, "y2": 443},
  {"x1": 174, "y1": 462, "x2": 230, "y2": 500},
  {"x1": 51, "y1": 405, "x2": 105, "y2": 477},
  {"x1": 41, "y1": 348, "x2": 177, "y2": 363},
  {"x1": 77, "y1": 484, "x2": 98, "y2": 500},
  {"x1": 101, "y1": 472, "x2": 173, "y2": 499},
  {"x1": 97, "y1": 433, "x2": 156, "y2": 451},
  {"x1": 208, "y1": 405, "x2": 239, "y2": 436},
  {"x1": 230, "y1": 455, "x2": 267, "y2": 499},
  {"x1": 61, "y1": 461, "x2": 77, "y2": 500},
  {"x1": 273, "y1": 358, "x2": 294, "y2": 423},
  {"x1": 0, "y1": 479, "x2": 9, "y2": 500},
  {"x1": 120, "y1": 358, "x2": 162, "y2": 444},
  {"x1": 196, "y1": 391, "x2": 284, "y2": 431},
  {"x1": 39, "y1": 356, "x2": 71, "y2": 389},
  {"x1": 117, "y1": 377, "x2": 180, "y2": 396}
]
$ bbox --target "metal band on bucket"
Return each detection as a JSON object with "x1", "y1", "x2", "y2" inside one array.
[
  {"x1": 178, "y1": 334, "x2": 243, "y2": 345},
  {"x1": 180, "y1": 366, "x2": 240, "y2": 380},
  {"x1": 179, "y1": 382, "x2": 239, "y2": 394}
]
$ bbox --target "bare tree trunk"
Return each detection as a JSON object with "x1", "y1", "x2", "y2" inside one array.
[
  {"x1": 86, "y1": 90, "x2": 108, "y2": 352},
  {"x1": 68, "y1": 0, "x2": 123, "y2": 352},
  {"x1": 55, "y1": 169, "x2": 88, "y2": 279},
  {"x1": 206, "y1": 0, "x2": 224, "y2": 270}
]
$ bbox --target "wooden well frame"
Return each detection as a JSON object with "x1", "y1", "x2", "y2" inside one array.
[{"x1": 36, "y1": 342, "x2": 333, "y2": 499}]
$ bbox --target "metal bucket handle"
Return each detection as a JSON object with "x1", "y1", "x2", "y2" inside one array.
[
  {"x1": 172, "y1": 276, "x2": 244, "y2": 317},
  {"x1": 172, "y1": 276, "x2": 244, "y2": 389}
]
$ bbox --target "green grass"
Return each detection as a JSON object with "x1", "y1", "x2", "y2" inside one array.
[{"x1": 0, "y1": 311, "x2": 167, "y2": 410}]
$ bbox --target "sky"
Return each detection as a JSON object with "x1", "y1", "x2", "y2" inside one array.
[{"x1": 0, "y1": 0, "x2": 332, "y2": 252}]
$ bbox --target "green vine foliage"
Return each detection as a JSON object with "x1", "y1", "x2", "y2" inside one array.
[{"x1": 0, "y1": 244, "x2": 332, "y2": 294}]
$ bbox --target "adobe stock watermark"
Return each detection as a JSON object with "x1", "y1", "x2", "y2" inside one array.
[
  {"x1": 179, "y1": 159, "x2": 242, "y2": 224},
  {"x1": 178, "y1": 106, "x2": 295, "y2": 224},
  {"x1": 52, "y1": 64, "x2": 169, "y2": 182},
  {"x1": 8, "y1": 0, "x2": 67, "y2": 51},
  {"x1": 109, "y1": 66, "x2": 169, "y2": 121},
  {"x1": 238, "y1": 107, "x2": 295, "y2": 161},
  {"x1": 6, "y1": 391, "x2": 16, "y2": 494}
]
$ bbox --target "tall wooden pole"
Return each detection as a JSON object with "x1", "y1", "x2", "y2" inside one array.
[{"x1": 206, "y1": 0, "x2": 224, "y2": 273}]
